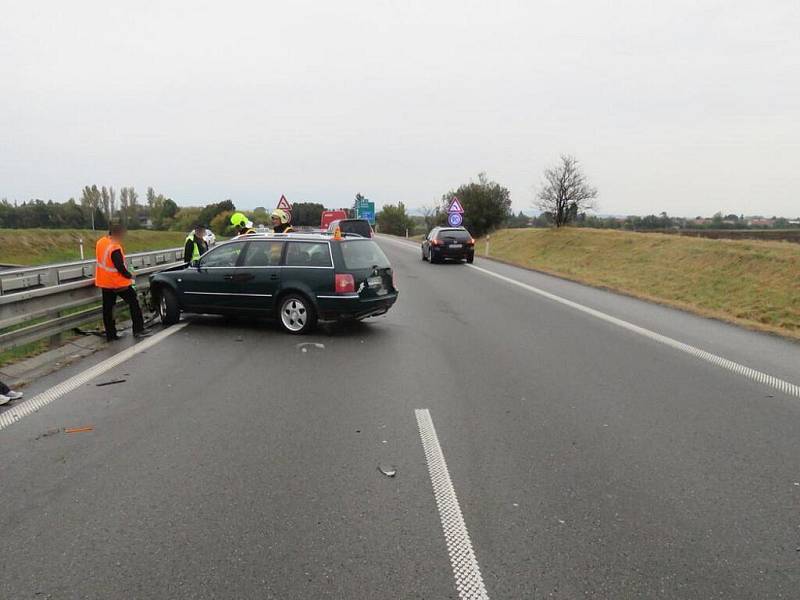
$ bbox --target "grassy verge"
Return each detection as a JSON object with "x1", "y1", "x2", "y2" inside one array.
[
  {"x1": 0, "y1": 229, "x2": 187, "y2": 266},
  {"x1": 475, "y1": 228, "x2": 800, "y2": 340}
]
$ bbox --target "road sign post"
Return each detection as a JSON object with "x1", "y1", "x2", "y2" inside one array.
[
  {"x1": 356, "y1": 199, "x2": 375, "y2": 224},
  {"x1": 447, "y1": 196, "x2": 464, "y2": 228},
  {"x1": 276, "y1": 195, "x2": 293, "y2": 223}
]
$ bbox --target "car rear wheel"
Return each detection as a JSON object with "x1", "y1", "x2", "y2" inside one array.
[
  {"x1": 157, "y1": 288, "x2": 180, "y2": 326},
  {"x1": 421, "y1": 247, "x2": 427, "y2": 261},
  {"x1": 278, "y1": 294, "x2": 317, "y2": 334},
  {"x1": 429, "y1": 251, "x2": 438, "y2": 264},
  {"x1": 466, "y1": 255, "x2": 474, "y2": 264}
]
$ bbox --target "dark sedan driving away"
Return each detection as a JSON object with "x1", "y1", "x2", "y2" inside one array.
[
  {"x1": 421, "y1": 226, "x2": 475, "y2": 263},
  {"x1": 149, "y1": 233, "x2": 398, "y2": 334}
]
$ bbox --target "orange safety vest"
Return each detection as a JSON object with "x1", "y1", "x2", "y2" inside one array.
[{"x1": 95, "y1": 235, "x2": 134, "y2": 289}]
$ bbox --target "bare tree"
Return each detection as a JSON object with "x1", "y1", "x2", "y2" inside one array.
[
  {"x1": 109, "y1": 186, "x2": 116, "y2": 219},
  {"x1": 100, "y1": 186, "x2": 112, "y2": 220},
  {"x1": 535, "y1": 155, "x2": 598, "y2": 227},
  {"x1": 119, "y1": 187, "x2": 130, "y2": 227},
  {"x1": 420, "y1": 203, "x2": 442, "y2": 231}
]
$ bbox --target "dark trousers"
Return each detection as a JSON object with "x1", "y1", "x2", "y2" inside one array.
[
  {"x1": 101, "y1": 287, "x2": 145, "y2": 340},
  {"x1": 0, "y1": 380, "x2": 9, "y2": 395}
]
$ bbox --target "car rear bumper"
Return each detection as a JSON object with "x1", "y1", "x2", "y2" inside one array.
[
  {"x1": 431, "y1": 247, "x2": 474, "y2": 260},
  {"x1": 317, "y1": 292, "x2": 398, "y2": 321}
]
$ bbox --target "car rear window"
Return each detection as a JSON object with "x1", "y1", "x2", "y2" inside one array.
[
  {"x1": 285, "y1": 242, "x2": 332, "y2": 267},
  {"x1": 340, "y1": 240, "x2": 390, "y2": 270},
  {"x1": 338, "y1": 220, "x2": 372, "y2": 238},
  {"x1": 436, "y1": 229, "x2": 472, "y2": 241}
]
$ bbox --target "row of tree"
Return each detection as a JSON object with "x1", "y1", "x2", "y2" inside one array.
[
  {"x1": 376, "y1": 155, "x2": 596, "y2": 237},
  {"x1": 0, "y1": 187, "x2": 329, "y2": 235}
]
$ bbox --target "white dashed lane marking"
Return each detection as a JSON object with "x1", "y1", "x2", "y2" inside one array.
[
  {"x1": 380, "y1": 236, "x2": 800, "y2": 401},
  {"x1": 0, "y1": 323, "x2": 189, "y2": 432},
  {"x1": 415, "y1": 409, "x2": 490, "y2": 600}
]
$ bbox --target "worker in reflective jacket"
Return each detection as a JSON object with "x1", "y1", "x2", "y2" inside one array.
[
  {"x1": 184, "y1": 224, "x2": 208, "y2": 264},
  {"x1": 271, "y1": 209, "x2": 294, "y2": 233},
  {"x1": 95, "y1": 223, "x2": 150, "y2": 342},
  {"x1": 230, "y1": 212, "x2": 256, "y2": 236}
]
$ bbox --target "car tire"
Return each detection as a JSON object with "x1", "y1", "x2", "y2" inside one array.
[
  {"x1": 466, "y1": 255, "x2": 474, "y2": 264},
  {"x1": 421, "y1": 247, "x2": 427, "y2": 261},
  {"x1": 157, "y1": 287, "x2": 180, "y2": 326},
  {"x1": 278, "y1": 293, "x2": 317, "y2": 335},
  {"x1": 429, "y1": 252, "x2": 438, "y2": 264}
]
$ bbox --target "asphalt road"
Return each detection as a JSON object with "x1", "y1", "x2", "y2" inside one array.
[{"x1": 2, "y1": 237, "x2": 799, "y2": 599}]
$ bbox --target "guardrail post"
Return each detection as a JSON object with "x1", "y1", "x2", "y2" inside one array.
[
  {"x1": 485, "y1": 235, "x2": 490, "y2": 257},
  {"x1": 48, "y1": 309, "x2": 63, "y2": 349}
]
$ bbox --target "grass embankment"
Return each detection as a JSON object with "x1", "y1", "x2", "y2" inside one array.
[
  {"x1": 476, "y1": 228, "x2": 800, "y2": 340},
  {"x1": 0, "y1": 229, "x2": 187, "y2": 266}
]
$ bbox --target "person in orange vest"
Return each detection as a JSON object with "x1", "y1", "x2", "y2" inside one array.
[{"x1": 95, "y1": 223, "x2": 150, "y2": 341}]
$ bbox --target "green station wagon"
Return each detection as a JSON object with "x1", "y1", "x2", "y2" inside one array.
[{"x1": 149, "y1": 233, "x2": 398, "y2": 334}]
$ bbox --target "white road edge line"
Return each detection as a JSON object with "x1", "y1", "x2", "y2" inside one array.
[
  {"x1": 0, "y1": 322, "x2": 189, "y2": 432},
  {"x1": 381, "y1": 235, "x2": 800, "y2": 400},
  {"x1": 415, "y1": 409, "x2": 490, "y2": 600}
]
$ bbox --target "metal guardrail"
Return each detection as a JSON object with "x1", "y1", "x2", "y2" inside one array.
[{"x1": 0, "y1": 248, "x2": 184, "y2": 352}]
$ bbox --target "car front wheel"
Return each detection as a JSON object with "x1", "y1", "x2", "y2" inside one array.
[
  {"x1": 157, "y1": 288, "x2": 180, "y2": 325},
  {"x1": 278, "y1": 294, "x2": 317, "y2": 334}
]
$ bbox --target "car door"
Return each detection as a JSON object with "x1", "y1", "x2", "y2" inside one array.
[
  {"x1": 178, "y1": 241, "x2": 247, "y2": 313},
  {"x1": 236, "y1": 240, "x2": 284, "y2": 312}
]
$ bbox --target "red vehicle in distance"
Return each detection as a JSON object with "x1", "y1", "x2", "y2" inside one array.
[{"x1": 321, "y1": 210, "x2": 349, "y2": 230}]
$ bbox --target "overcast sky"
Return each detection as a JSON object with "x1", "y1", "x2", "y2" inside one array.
[{"x1": 1, "y1": 0, "x2": 798, "y2": 216}]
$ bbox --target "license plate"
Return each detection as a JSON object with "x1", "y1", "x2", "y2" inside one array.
[
  {"x1": 367, "y1": 276, "x2": 383, "y2": 288},
  {"x1": 450, "y1": 243, "x2": 462, "y2": 248}
]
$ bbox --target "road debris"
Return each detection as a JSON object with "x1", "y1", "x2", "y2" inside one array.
[
  {"x1": 378, "y1": 465, "x2": 397, "y2": 478},
  {"x1": 297, "y1": 342, "x2": 325, "y2": 353},
  {"x1": 35, "y1": 428, "x2": 61, "y2": 440},
  {"x1": 64, "y1": 426, "x2": 94, "y2": 433},
  {"x1": 96, "y1": 379, "x2": 126, "y2": 387}
]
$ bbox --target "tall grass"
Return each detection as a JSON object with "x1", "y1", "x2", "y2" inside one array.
[
  {"x1": 0, "y1": 229, "x2": 187, "y2": 266},
  {"x1": 477, "y1": 228, "x2": 800, "y2": 339}
]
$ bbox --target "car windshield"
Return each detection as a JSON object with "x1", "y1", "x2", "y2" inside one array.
[{"x1": 340, "y1": 240, "x2": 390, "y2": 270}]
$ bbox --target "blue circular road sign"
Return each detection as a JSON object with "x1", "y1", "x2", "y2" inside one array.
[{"x1": 448, "y1": 212, "x2": 463, "y2": 227}]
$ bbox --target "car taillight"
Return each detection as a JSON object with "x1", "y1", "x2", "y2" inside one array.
[
  {"x1": 430, "y1": 239, "x2": 442, "y2": 246},
  {"x1": 467, "y1": 238, "x2": 475, "y2": 245},
  {"x1": 335, "y1": 273, "x2": 355, "y2": 294}
]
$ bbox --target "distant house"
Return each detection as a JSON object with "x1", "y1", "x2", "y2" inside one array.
[{"x1": 745, "y1": 217, "x2": 775, "y2": 227}]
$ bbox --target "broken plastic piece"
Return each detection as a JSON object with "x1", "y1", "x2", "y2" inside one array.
[
  {"x1": 378, "y1": 465, "x2": 397, "y2": 478},
  {"x1": 296, "y1": 342, "x2": 325, "y2": 352},
  {"x1": 64, "y1": 426, "x2": 94, "y2": 433}
]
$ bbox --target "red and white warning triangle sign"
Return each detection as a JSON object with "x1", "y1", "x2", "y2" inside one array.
[
  {"x1": 447, "y1": 197, "x2": 464, "y2": 213},
  {"x1": 277, "y1": 195, "x2": 292, "y2": 211}
]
